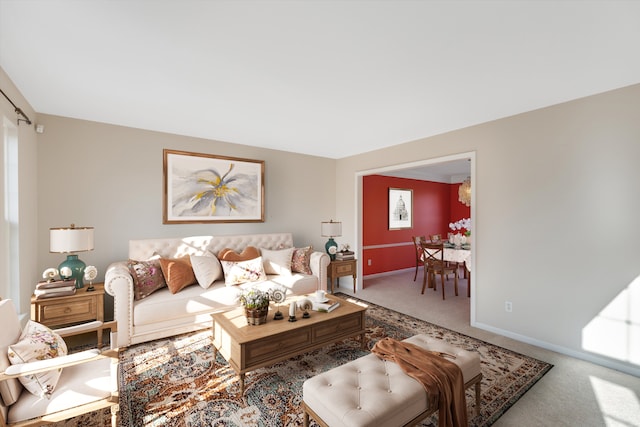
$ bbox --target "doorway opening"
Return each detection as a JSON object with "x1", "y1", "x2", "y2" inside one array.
[{"x1": 354, "y1": 151, "x2": 476, "y2": 324}]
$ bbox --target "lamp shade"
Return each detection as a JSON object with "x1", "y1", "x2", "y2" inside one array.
[
  {"x1": 321, "y1": 221, "x2": 342, "y2": 237},
  {"x1": 50, "y1": 226, "x2": 94, "y2": 253}
]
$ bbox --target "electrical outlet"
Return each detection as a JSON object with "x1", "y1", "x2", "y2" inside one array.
[
  {"x1": 367, "y1": 259, "x2": 372, "y2": 266},
  {"x1": 505, "y1": 301, "x2": 512, "y2": 312}
]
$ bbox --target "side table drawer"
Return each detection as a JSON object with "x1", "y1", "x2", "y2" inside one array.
[
  {"x1": 335, "y1": 264, "x2": 354, "y2": 275},
  {"x1": 39, "y1": 297, "x2": 97, "y2": 326}
]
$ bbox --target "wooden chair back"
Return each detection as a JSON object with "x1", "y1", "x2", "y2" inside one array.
[
  {"x1": 421, "y1": 241, "x2": 445, "y2": 267},
  {"x1": 412, "y1": 236, "x2": 428, "y2": 262},
  {"x1": 411, "y1": 236, "x2": 427, "y2": 281}
]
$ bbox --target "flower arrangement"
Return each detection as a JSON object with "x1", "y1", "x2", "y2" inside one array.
[
  {"x1": 239, "y1": 288, "x2": 270, "y2": 309},
  {"x1": 449, "y1": 218, "x2": 471, "y2": 236}
]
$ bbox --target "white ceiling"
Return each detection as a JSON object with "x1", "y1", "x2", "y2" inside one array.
[{"x1": 1, "y1": 1, "x2": 639, "y2": 160}]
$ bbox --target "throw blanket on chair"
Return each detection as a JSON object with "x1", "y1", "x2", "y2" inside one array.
[{"x1": 371, "y1": 337, "x2": 468, "y2": 427}]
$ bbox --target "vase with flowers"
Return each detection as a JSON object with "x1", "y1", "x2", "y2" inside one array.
[
  {"x1": 239, "y1": 288, "x2": 271, "y2": 325},
  {"x1": 449, "y1": 218, "x2": 472, "y2": 246}
]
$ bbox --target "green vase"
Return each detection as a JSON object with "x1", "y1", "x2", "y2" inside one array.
[
  {"x1": 325, "y1": 237, "x2": 338, "y2": 260},
  {"x1": 58, "y1": 254, "x2": 86, "y2": 289}
]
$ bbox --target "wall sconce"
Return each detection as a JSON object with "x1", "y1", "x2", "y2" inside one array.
[
  {"x1": 50, "y1": 224, "x2": 94, "y2": 289},
  {"x1": 321, "y1": 220, "x2": 342, "y2": 260}
]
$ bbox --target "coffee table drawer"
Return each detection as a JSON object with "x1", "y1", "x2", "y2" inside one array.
[
  {"x1": 313, "y1": 313, "x2": 363, "y2": 341},
  {"x1": 245, "y1": 329, "x2": 312, "y2": 366}
]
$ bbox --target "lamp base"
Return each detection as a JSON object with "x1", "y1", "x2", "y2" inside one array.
[
  {"x1": 58, "y1": 254, "x2": 86, "y2": 289},
  {"x1": 325, "y1": 237, "x2": 338, "y2": 261}
]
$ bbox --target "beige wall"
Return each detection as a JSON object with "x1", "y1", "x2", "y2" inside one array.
[
  {"x1": 337, "y1": 84, "x2": 640, "y2": 376},
  {"x1": 35, "y1": 115, "x2": 336, "y2": 316}
]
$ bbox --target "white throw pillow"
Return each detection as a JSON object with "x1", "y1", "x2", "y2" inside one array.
[
  {"x1": 190, "y1": 255, "x2": 223, "y2": 289},
  {"x1": 260, "y1": 247, "x2": 294, "y2": 276},
  {"x1": 220, "y1": 257, "x2": 267, "y2": 286},
  {"x1": 8, "y1": 321, "x2": 68, "y2": 399}
]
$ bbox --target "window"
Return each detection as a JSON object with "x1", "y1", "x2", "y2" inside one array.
[{"x1": 1, "y1": 116, "x2": 19, "y2": 305}]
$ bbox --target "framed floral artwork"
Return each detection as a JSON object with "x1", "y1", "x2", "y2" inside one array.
[
  {"x1": 388, "y1": 187, "x2": 413, "y2": 230},
  {"x1": 163, "y1": 149, "x2": 265, "y2": 223}
]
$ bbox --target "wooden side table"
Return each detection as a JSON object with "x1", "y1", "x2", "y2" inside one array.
[
  {"x1": 327, "y1": 259, "x2": 357, "y2": 293},
  {"x1": 31, "y1": 283, "x2": 106, "y2": 347}
]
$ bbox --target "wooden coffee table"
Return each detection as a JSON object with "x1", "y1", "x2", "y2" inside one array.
[{"x1": 211, "y1": 296, "x2": 367, "y2": 394}]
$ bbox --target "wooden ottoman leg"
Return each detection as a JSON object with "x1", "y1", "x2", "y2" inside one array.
[{"x1": 475, "y1": 377, "x2": 482, "y2": 416}]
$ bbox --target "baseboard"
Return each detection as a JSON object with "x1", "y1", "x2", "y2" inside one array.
[
  {"x1": 473, "y1": 321, "x2": 640, "y2": 378},
  {"x1": 363, "y1": 267, "x2": 414, "y2": 280}
]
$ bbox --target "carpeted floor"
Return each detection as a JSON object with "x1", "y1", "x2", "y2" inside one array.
[{"x1": 59, "y1": 293, "x2": 552, "y2": 426}]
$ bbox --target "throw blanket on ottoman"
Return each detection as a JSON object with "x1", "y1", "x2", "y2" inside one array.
[{"x1": 371, "y1": 337, "x2": 467, "y2": 427}]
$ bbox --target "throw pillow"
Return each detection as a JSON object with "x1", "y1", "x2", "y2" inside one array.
[
  {"x1": 190, "y1": 255, "x2": 223, "y2": 289},
  {"x1": 159, "y1": 257, "x2": 197, "y2": 294},
  {"x1": 291, "y1": 246, "x2": 313, "y2": 275},
  {"x1": 127, "y1": 258, "x2": 167, "y2": 300},
  {"x1": 7, "y1": 321, "x2": 68, "y2": 399},
  {"x1": 218, "y1": 246, "x2": 260, "y2": 262},
  {"x1": 220, "y1": 257, "x2": 267, "y2": 286},
  {"x1": 260, "y1": 247, "x2": 294, "y2": 275}
]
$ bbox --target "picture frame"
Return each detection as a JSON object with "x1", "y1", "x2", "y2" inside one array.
[
  {"x1": 388, "y1": 187, "x2": 413, "y2": 230},
  {"x1": 163, "y1": 149, "x2": 265, "y2": 224}
]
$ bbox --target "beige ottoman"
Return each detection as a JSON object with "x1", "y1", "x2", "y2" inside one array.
[{"x1": 302, "y1": 334, "x2": 482, "y2": 427}]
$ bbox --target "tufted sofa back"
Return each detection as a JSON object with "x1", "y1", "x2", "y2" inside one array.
[{"x1": 128, "y1": 233, "x2": 294, "y2": 260}]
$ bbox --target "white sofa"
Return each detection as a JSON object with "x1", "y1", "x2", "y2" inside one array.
[{"x1": 105, "y1": 233, "x2": 329, "y2": 348}]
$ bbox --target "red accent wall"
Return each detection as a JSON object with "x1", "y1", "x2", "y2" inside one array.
[{"x1": 362, "y1": 175, "x2": 470, "y2": 276}]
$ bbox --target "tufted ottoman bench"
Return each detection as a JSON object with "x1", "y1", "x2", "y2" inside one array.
[{"x1": 302, "y1": 334, "x2": 482, "y2": 427}]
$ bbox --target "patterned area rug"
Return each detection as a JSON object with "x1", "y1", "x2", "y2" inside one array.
[{"x1": 62, "y1": 293, "x2": 552, "y2": 426}]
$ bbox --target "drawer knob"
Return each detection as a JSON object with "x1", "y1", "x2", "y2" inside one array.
[{"x1": 64, "y1": 307, "x2": 71, "y2": 314}]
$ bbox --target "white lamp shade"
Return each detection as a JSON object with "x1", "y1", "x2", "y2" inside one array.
[
  {"x1": 50, "y1": 226, "x2": 94, "y2": 253},
  {"x1": 321, "y1": 221, "x2": 342, "y2": 237}
]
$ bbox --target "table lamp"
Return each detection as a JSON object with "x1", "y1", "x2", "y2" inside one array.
[
  {"x1": 50, "y1": 224, "x2": 94, "y2": 289},
  {"x1": 321, "y1": 220, "x2": 342, "y2": 260}
]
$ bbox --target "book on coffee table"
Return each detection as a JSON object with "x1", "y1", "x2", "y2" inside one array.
[{"x1": 312, "y1": 301, "x2": 340, "y2": 312}]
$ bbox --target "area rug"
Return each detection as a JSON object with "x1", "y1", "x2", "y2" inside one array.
[{"x1": 62, "y1": 293, "x2": 552, "y2": 426}]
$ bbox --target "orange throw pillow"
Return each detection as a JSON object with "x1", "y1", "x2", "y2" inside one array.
[
  {"x1": 159, "y1": 257, "x2": 196, "y2": 294},
  {"x1": 218, "y1": 246, "x2": 260, "y2": 262}
]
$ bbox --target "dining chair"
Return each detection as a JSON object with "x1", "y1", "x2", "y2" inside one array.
[
  {"x1": 411, "y1": 236, "x2": 427, "y2": 281},
  {"x1": 0, "y1": 298, "x2": 119, "y2": 426},
  {"x1": 420, "y1": 241, "x2": 459, "y2": 299},
  {"x1": 429, "y1": 234, "x2": 442, "y2": 243}
]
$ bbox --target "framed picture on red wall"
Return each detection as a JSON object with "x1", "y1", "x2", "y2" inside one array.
[{"x1": 388, "y1": 188, "x2": 413, "y2": 230}]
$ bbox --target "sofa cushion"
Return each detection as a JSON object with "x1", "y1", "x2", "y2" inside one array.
[
  {"x1": 261, "y1": 247, "x2": 294, "y2": 276},
  {"x1": 133, "y1": 283, "x2": 239, "y2": 326},
  {"x1": 7, "y1": 354, "x2": 114, "y2": 424},
  {"x1": 159, "y1": 257, "x2": 197, "y2": 294},
  {"x1": 127, "y1": 258, "x2": 167, "y2": 300},
  {"x1": 221, "y1": 257, "x2": 267, "y2": 286},
  {"x1": 190, "y1": 255, "x2": 223, "y2": 289},
  {"x1": 291, "y1": 246, "x2": 313, "y2": 274},
  {"x1": 8, "y1": 321, "x2": 68, "y2": 399},
  {"x1": 218, "y1": 246, "x2": 260, "y2": 262},
  {"x1": 241, "y1": 273, "x2": 318, "y2": 296}
]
